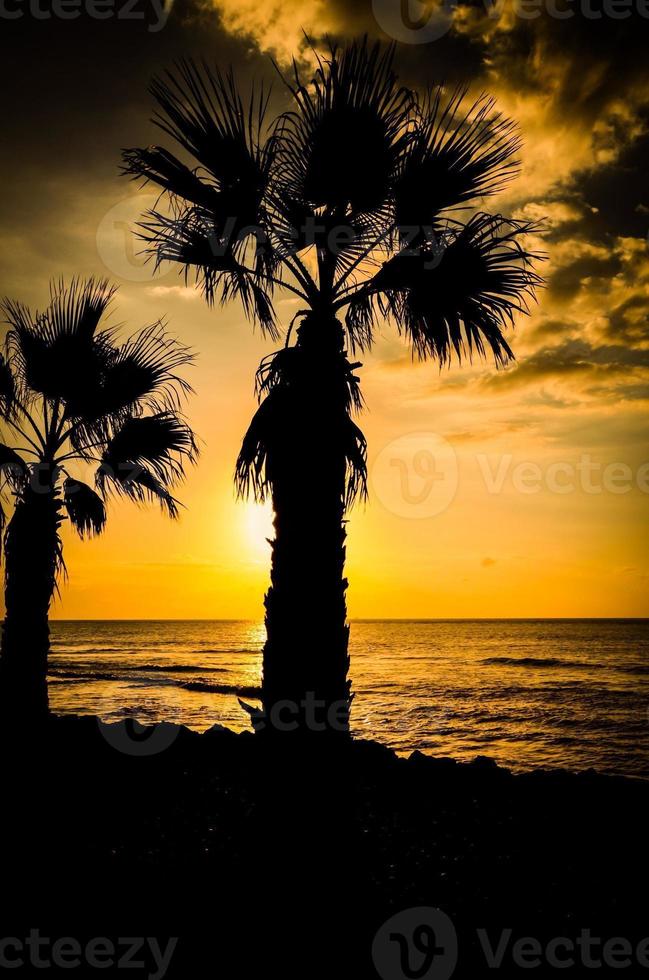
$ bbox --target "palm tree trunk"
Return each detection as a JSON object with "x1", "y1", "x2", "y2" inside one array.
[
  {"x1": 0, "y1": 486, "x2": 62, "y2": 725},
  {"x1": 260, "y1": 314, "x2": 356, "y2": 737}
]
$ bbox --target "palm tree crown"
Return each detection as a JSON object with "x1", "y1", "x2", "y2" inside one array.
[
  {"x1": 123, "y1": 39, "x2": 543, "y2": 504},
  {"x1": 0, "y1": 277, "x2": 197, "y2": 561}
]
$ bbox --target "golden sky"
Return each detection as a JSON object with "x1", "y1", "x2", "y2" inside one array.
[{"x1": 1, "y1": 0, "x2": 648, "y2": 618}]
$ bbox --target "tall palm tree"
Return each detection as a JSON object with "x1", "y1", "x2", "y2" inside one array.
[
  {"x1": 0, "y1": 278, "x2": 197, "y2": 724},
  {"x1": 123, "y1": 39, "x2": 543, "y2": 737}
]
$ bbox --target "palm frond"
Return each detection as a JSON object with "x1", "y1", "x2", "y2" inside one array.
[
  {"x1": 101, "y1": 321, "x2": 195, "y2": 415},
  {"x1": 62, "y1": 321, "x2": 195, "y2": 459},
  {"x1": 0, "y1": 447, "x2": 29, "y2": 563},
  {"x1": 122, "y1": 58, "x2": 278, "y2": 273},
  {"x1": 236, "y1": 330, "x2": 367, "y2": 506},
  {"x1": 235, "y1": 391, "x2": 367, "y2": 508},
  {"x1": 235, "y1": 393, "x2": 275, "y2": 503},
  {"x1": 277, "y1": 38, "x2": 412, "y2": 217},
  {"x1": 150, "y1": 58, "x2": 273, "y2": 200},
  {"x1": 137, "y1": 205, "x2": 279, "y2": 336},
  {"x1": 342, "y1": 416, "x2": 368, "y2": 507},
  {"x1": 2, "y1": 278, "x2": 115, "y2": 406},
  {"x1": 122, "y1": 145, "x2": 222, "y2": 213},
  {"x1": 63, "y1": 478, "x2": 106, "y2": 538},
  {"x1": 46, "y1": 276, "x2": 117, "y2": 341},
  {"x1": 0, "y1": 354, "x2": 16, "y2": 419},
  {"x1": 344, "y1": 288, "x2": 377, "y2": 352},
  {"x1": 394, "y1": 88, "x2": 521, "y2": 232},
  {"x1": 0, "y1": 444, "x2": 29, "y2": 488},
  {"x1": 351, "y1": 213, "x2": 544, "y2": 365},
  {"x1": 99, "y1": 411, "x2": 197, "y2": 488},
  {"x1": 97, "y1": 462, "x2": 180, "y2": 519}
]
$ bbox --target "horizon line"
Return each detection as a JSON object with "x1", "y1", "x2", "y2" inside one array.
[{"x1": 47, "y1": 616, "x2": 649, "y2": 623}]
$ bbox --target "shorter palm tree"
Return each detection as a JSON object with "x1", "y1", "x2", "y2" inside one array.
[{"x1": 0, "y1": 277, "x2": 197, "y2": 725}]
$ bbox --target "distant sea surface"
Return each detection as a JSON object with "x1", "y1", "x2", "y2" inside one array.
[{"x1": 49, "y1": 619, "x2": 649, "y2": 777}]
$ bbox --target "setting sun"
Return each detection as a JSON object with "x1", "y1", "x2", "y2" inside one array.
[{"x1": 241, "y1": 501, "x2": 274, "y2": 563}]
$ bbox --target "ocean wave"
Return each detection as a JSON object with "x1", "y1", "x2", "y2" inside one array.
[
  {"x1": 51, "y1": 644, "x2": 260, "y2": 656},
  {"x1": 48, "y1": 669, "x2": 260, "y2": 699},
  {"x1": 52, "y1": 663, "x2": 226, "y2": 675},
  {"x1": 179, "y1": 681, "x2": 261, "y2": 697},
  {"x1": 197, "y1": 648, "x2": 261, "y2": 655},
  {"x1": 50, "y1": 646, "x2": 134, "y2": 655},
  {"x1": 482, "y1": 656, "x2": 649, "y2": 676},
  {"x1": 482, "y1": 656, "x2": 590, "y2": 670}
]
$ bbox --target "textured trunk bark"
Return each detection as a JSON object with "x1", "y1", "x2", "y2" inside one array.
[
  {"x1": 260, "y1": 314, "x2": 355, "y2": 737},
  {"x1": 0, "y1": 486, "x2": 61, "y2": 725}
]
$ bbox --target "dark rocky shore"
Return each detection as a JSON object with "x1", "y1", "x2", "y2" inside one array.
[{"x1": 2, "y1": 715, "x2": 647, "y2": 978}]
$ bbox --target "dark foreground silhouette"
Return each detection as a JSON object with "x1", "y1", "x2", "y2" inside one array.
[{"x1": 3, "y1": 716, "x2": 647, "y2": 978}]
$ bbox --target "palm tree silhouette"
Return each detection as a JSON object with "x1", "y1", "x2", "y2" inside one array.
[
  {"x1": 0, "y1": 278, "x2": 197, "y2": 724},
  {"x1": 123, "y1": 40, "x2": 543, "y2": 736}
]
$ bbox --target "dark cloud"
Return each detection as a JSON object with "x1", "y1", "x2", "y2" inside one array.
[
  {"x1": 584, "y1": 381, "x2": 649, "y2": 400},
  {"x1": 0, "y1": 2, "x2": 273, "y2": 172},
  {"x1": 547, "y1": 251, "x2": 622, "y2": 300},
  {"x1": 527, "y1": 316, "x2": 579, "y2": 341},
  {"x1": 472, "y1": 1, "x2": 649, "y2": 119},
  {"x1": 579, "y1": 140, "x2": 649, "y2": 239},
  {"x1": 322, "y1": 0, "x2": 486, "y2": 83},
  {"x1": 606, "y1": 294, "x2": 649, "y2": 344},
  {"x1": 487, "y1": 337, "x2": 649, "y2": 388}
]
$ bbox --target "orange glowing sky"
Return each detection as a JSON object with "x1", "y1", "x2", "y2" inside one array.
[{"x1": 1, "y1": 0, "x2": 648, "y2": 618}]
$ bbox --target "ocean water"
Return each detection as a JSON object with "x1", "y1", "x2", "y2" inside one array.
[{"x1": 48, "y1": 619, "x2": 649, "y2": 777}]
